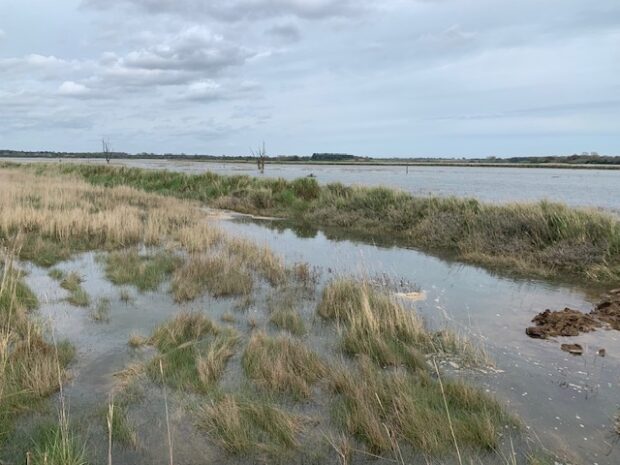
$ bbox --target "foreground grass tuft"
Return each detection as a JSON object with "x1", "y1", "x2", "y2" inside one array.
[
  {"x1": 0, "y1": 258, "x2": 75, "y2": 443},
  {"x1": 105, "y1": 397, "x2": 138, "y2": 448},
  {"x1": 28, "y1": 419, "x2": 88, "y2": 465},
  {"x1": 242, "y1": 331, "x2": 326, "y2": 399},
  {"x1": 197, "y1": 394, "x2": 300, "y2": 458},
  {"x1": 317, "y1": 278, "x2": 483, "y2": 369},
  {"x1": 330, "y1": 356, "x2": 509, "y2": 456},
  {"x1": 147, "y1": 312, "x2": 239, "y2": 392}
]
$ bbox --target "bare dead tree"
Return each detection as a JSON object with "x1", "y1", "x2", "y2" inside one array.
[
  {"x1": 251, "y1": 141, "x2": 267, "y2": 174},
  {"x1": 102, "y1": 138, "x2": 111, "y2": 164}
]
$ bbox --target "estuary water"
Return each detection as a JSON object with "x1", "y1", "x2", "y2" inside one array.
[{"x1": 4, "y1": 157, "x2": 620, "y2": 211}]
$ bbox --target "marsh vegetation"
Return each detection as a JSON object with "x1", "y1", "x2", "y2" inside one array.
[
  {"x1": 0, "y1": 167, "x2": 563, "y2": 464},
  {"x1": 9, "y1": 162, "x2": 619, "y2": 284}
]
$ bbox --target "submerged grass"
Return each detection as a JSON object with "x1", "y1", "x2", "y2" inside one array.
[
  {"x1": 15, "y1": 162, "x2": 620, "y2": 283},
  {"x1": 242, "y1": 331, "x2": 326, "y2": 399}
]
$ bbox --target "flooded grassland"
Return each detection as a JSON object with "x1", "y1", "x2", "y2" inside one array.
[{"x1": 0, "y1": 166, "x2": 619, "y2": 464}]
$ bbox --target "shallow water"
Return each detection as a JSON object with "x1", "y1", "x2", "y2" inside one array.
[
  {"x1": 5, "y1": 157, "x2": 620, "y2": 211},
  {"x1": 219, "y1": 218, "x2": 620, "y2": 464},
  {"x1": 11, "y1": 218, "x2": 620, "y2": 464}
]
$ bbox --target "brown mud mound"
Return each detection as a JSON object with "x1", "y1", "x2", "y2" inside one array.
[
  {"x1": 526, "y1": 308, "x2": 601, "y2": 338},
  {"x1": 527, "y1": 288, "x2": 620, "y2": 338},
  {"x1": 591, "y1": 288, "x2": 620, "y2": 330}
]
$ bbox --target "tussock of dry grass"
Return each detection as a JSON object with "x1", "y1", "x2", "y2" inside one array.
[
  {"x1": 0, "y1": 170, "x2": 214, "y2": 267},
  {"x1": 242, "y1": 331, "x2": 326, "y2": 399},
  {"x1": 171, "y1": 252, "x2": 254, "y2": 301},
  {"x1": 197, "y1": 394, "x2": 300, "y2": 458},
  {"x1": 318, "y1": 278, "x2": 483, "y2": 369},
  {"x1": 268, "y1": 291, "x2": 305, "y2": 336},
  {"x1": 330, "y1": 356, "x2": 508, "y2": 456},
  {"x1": 147, "y1": 312, "x2": 239, "y2": 392},
  {"x1": 227, "y1": 238, "x2": 287, "y2": 286}
]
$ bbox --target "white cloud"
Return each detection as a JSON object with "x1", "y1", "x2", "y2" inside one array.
[
  {"x1": 182, "y1": 80, "x2": 223, "y2": 101},
  {"x1": 57, "y1": 81, "x2": 91, "y2": 97}
]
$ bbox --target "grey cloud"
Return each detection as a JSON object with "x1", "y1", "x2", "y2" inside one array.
[
  {"x1": 82, "y1": 0, "x2": 373, "y2": 21},
  {"x1": 0, "y1": 54, "x2": 86, "y2": 80},
  {"x1": 431, "y1": 100, "x2": 620, "y2": 122},
  {"x1": 119, "y1": 27, "x2": 252, "y2": 72},
  {"x1": 267, "y1": 23, "x2": 301, "y2": 42}
]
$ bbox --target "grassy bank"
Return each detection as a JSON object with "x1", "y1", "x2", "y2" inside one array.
[{"x1": 12, "y1": 162, "x2": 620, "y2": 283}]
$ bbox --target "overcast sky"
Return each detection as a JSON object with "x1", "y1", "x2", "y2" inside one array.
[{"x1": 1, "y1": 0, "x2": 619, "y2": 157}]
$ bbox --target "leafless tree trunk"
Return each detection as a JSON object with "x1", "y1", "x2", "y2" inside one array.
[
  {"x1": 102, "y1": 138, "x2": 111, "y2": 164},
  {"x1": 252, "y1": 141, "x2": 267, "y2": 174}
]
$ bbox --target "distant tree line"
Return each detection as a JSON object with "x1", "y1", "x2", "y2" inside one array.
[{"x1": 0, "y1": 150, "x2": 618, "y2": 165}]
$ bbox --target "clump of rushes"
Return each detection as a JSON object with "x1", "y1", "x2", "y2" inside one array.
[
  {"x1": 105, "y1": 396, "x2": 138, "y2": 448},
  {"x1": 171, "y1": 252, "x2": 253, "y2": 302},
  {"x1": 28, "y1": 417, "x2": 87, "y2": 465},
  {"x1": 59, "y1": 271, "x2": 90, "y2": 307},
  {"x1": 226, "y1": 238, "x2": 287, "y2": 286},
  {"x1": 317, "y1": 278, "x2": 481, "y2": 369},
  {"x1": 268, "y1": 292, "x2": 305, "y2": 336},
  {"x1": 102, "y1": 249, "x2": 180, "y2": 292},
  {"x1": 147, "y1": 312, "x2": 239, "y2": 392},
  {"x1": 329, "y1": 356, "x2": 510, "y2": 456},
  {"x1": 128, "y1": 332, "x2": 147, "y2": 348},
  {"x1": 119, "y1": 288, "x2": 132, "y2": 303},
  {"x1": 197, "y1": 394, "x2": 300, "y2": 458},
  {"x1": 269, "y1": 308, "x2": 305, "y2": 336},
  {"x1": 48, "y1": 268, "x2": 65, "y2": 281},
  {"x1": 242, "y1": 331, "x2": 325, "y2": 399},
  {"x1": 0, "y1": 258, "x2": 74, "y2": 443},
  {"x1": 91, "y1": 298, "x2": 111, "y2": 323},
  {"x1": 289, "y1": 262, "x2": 320, "y2": 291}
]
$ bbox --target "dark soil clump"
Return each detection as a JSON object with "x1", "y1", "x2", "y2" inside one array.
[
  {"x1": 591, "y1": 288, "x2": 620, "y2": 330},
  {"x1": 527, "y1": 288, "x2": 620, "y2": 338},
  {"x1": 527, "y1": 308, "x2": 601, "y2": 338}
]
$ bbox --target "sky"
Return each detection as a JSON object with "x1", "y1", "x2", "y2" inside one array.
[{"x1": 0, "y1": 0, "x2": 619, "y2": 157}]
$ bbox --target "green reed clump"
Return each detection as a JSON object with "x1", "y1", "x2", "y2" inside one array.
[
  {"x1": 147, "y1": 312, "x2": 239, "y2": 392},
  {"x1": 102, "y1": 249, "x2": 181, "y2": 292}
]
